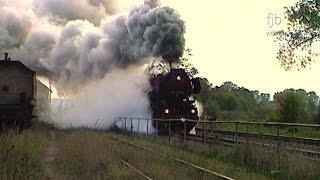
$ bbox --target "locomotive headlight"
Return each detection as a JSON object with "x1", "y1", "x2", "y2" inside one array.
[
  {"x1": 165, "y1": 109, "x2": 169, "y2": 114},
  {"x1": 191, "y1": 109, "x2": 196, "y2": 114},
  {"x1": 176, "y1": 76, "x2": 181, "y2": 81}
]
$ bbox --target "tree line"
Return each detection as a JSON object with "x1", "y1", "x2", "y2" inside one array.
[{"x1": 194, "y1": 79, "x2": 320, "y2": 124}]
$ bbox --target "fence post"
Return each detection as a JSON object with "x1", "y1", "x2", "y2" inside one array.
[
  {"x1": 183, "y1": 120, "x2": 187, "y2": 142},
  {"x1": 156, "y1": 120, "x2": 159, "y2": 136},
  {"x1": 147, "y1": 119, "x2": 149, "y2": 135},
  {"x1": 246, "y1": 124, "x2": 249, "y2": 142},
  {"x1": 131, "y1": 118, "x2": 133, "y2": 133},
  {"x1": 168, "y1": 121, "x2": 171, "y2": 142},
  {"x1": 258, "y1": 122, "x2": 262, "y2": 142},
  {"x1": 138, "y1": 118, "x2": 140, "y2": 132},
  {"x1": 205, "y1": 122, "x2": 207, "y2": 144},
  {"x1": 235, "y1": 122, "x2": 238, "y2": 144},
  {"x1": 277, "y1": 123, "x2": 280, "y2": 170},
  {"x1": 125, "y1": 118, "x2": 127, "y2": 131},
  {"x1": 202, "y1": 123, "x2": 206, "y2": 144}
]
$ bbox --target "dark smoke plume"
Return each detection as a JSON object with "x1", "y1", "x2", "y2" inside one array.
[{"x1": 0, "y1": 0, "x2": 186, "y2": 94}]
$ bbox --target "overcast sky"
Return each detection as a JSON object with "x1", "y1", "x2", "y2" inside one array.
[{"x1": 157, "y1": 0, "x2": 320, "y2": 96}]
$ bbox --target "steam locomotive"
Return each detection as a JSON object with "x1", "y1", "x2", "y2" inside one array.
[{"x1": 149, "y1": 67, "x2": 201, "y2": 134}]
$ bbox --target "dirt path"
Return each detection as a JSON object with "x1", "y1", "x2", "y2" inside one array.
[{"x1": 43, "y1": 131, "x2": 60, "y2": 179}]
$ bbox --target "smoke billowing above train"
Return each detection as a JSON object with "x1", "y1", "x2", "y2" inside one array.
[
  {"x1": 0, "y1": 0, "x2": 186, "y2": 94},
  {"x1": 0, "y1": 0, "x2": 186, "y2": 130}
]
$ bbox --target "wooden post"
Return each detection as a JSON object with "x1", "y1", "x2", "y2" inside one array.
[
  {"x1": 277, "y1": 123, "x2": 280, "y2": 170},
  {"x1": 258, "y1": 122, "x2": 262, "y2": 142},
  {"x1": 235, "y1": 122, "x2": 238, "y2": 144},
  {"x1": 202, "y1": 122, "x2": 205, "y2": 144},
  {"x1": 246, "y1": 124, "x2": 249, "y2": 142},
  {"x1": 202, "y1": 122, "x2": 207, "y2": 145},
  {"x1": 125, "y1": 118, "x2": 127, "y2": 131},
  {"x1": 131, "y1": 118, "x2": 133, "y2": 133},
  {"x1": 183, "y1": 120, "x2": 187, "y2": 142},
  {"x1": 168, "y1": 121, "x2": 171, "y2": 142},
  {"x1": 147, "y1": 118, "x2": 149, "y2": 135},
  {"x1": 138, "y1": 118, "x2": 140, "y2": 132},
  {"x1": 156, "y1": 120, "x2": 159, "y2": 136}
]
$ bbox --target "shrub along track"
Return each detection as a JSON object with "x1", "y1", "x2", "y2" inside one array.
[{"x1": 107, "y1": 133, "x2": 235, "y2": 180}]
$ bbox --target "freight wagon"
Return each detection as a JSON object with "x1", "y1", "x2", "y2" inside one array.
[{"x1": 0, "y1": 53, "x2": 51, "y2": 131}]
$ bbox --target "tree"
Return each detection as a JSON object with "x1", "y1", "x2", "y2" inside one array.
[
  {"x1": 260, "y1": 93, "x2": 271, "y2": 105},
  {"x1": 194, "y1": 78, "x2": 221, "y2": 120},
  {"x1": 220, "y1": 81, "x2": 238, "y2": 91},
  {"x1": 178, "y1": 48, "x2": 199, "y2": 77},
  {"x1": 307, "y1": 91, "x2": 319, "y2": 112},
  {"x1": 275, "y1": 0, "x2": 320, "y2": 69},
  {"x1": 307, "y1": 91, "x2": 320, "y2": 122},
  {"x1": 205, "y1": 101, "x2": 220, "y2": 120},
  {"x1": 194, "y1": 78, "x2": 212, "y2": 103},
  {"x1": 315, "y1": 104, "x2": 320, "y2": 124},
  {"x1": 274, "y1": 89, "x2": 308, "y2": 123}
]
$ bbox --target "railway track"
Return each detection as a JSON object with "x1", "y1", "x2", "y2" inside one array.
[
  {"x1": 121, "y1": 159, "x2": 152, "y2": 180},
  {"x1": 116, "y1": 117, "x2": 320, "y2": 161},
  {"x1": 108, "y1": 134, "x2": 235, "y2": 180},
  {"x1": 196, "y1": 128, "x2": 320, "y2": 146},
  {"x1": 188, "y1": 129, "x2": 320, "y2": 160}
]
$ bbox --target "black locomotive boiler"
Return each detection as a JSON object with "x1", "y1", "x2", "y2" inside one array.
[{"x1": 149, "y1": 68, "x2": 201, "y2": 134}]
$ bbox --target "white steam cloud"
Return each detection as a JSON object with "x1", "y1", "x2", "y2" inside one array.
[
  {"x1": 52, "y1": 67, "x2": 154, "y2": 132},
  {"x1": 0, "y1": 0, "x2": 186, "y2": 131},
  {"x1": 33, "y1": 0, "x2": 118, "y2": 25}
]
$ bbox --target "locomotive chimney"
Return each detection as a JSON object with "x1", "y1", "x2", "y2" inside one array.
[{"x1": 4, "y1": 53, "x2": 8, "y2": 61}]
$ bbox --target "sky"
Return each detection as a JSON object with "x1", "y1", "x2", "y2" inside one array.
[{"x1": 158, "y1": 0, "x2": 320, "y2": 96}]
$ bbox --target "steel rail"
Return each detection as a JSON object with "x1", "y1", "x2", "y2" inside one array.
[
  {"x1": 108, "y1": 134, "x2": 234, "y2": 180},
  {"x1": 185, "y1": 133, "x2": 320, "y2": 161},
  {"x1": 195, "y1": 128, "x2": 320, "y2": 146},
  {"x1": 121, "y1": 159, "x2": 153, "y2": 180}
]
